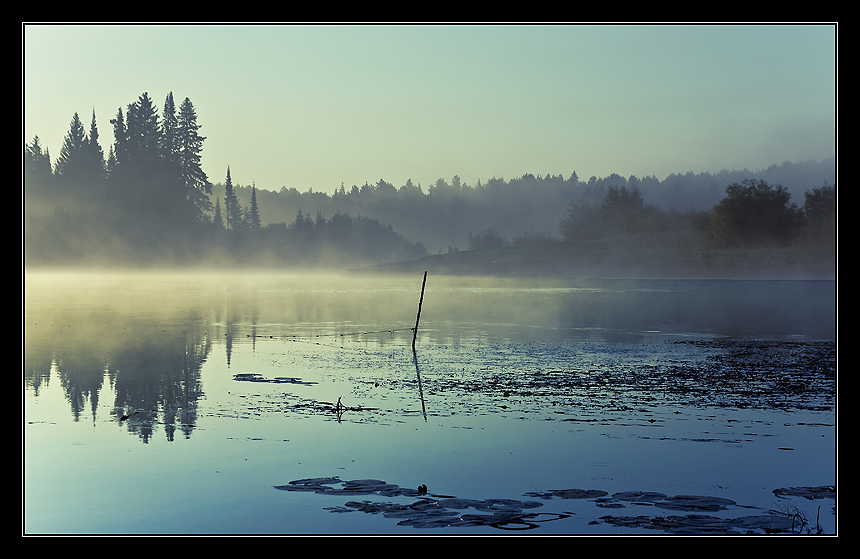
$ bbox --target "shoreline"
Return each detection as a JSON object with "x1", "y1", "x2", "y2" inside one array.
[{"x1": 355, "y1": 243, "x2": 837, "y2": 281}]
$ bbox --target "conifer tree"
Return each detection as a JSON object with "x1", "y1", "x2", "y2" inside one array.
[
  {"x1": 125, "y1": 92, "x2": 161, "y2": 169},
  {"x1": 176, "y1": 96, "x2": 211, "y2": 222},
  {"x1": 84, "y1": 109, "x2": 105, "y2": 183},
  {"x1": 213, "y1": 197, "x2": 224, "y2": 229},
  {"x1": 248, "y1": 184, "x2": 261, "y2": 230},
  {"x1": 109, "y1": 107, "x2": 129, "y2": 171},
  {"x1": 54, "y1": 112, "x2": 88, "y2": 182},
  {"x1": 223, "y1": 166, "x2": 242, "y2": 231},
  {"x1": 24, "y1": 136, "x2": 52, "y2": 192},
  {"x1": 161, "y1": 92, "x2": 179, "y2": 166}
]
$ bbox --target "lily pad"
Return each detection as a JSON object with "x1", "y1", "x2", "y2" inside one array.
[
  {"x1": 773, "y1": 486, "x2": 835, "y2": 500},
  {"x1": 599, "y1": 513, "x2": 797, "y2": 534},
  {"x1": 549, "y1": 488, "x2": 609, "y2": 499},
  {"x1": 654, "y1": 494, "x2": 737, "y2": 512}
]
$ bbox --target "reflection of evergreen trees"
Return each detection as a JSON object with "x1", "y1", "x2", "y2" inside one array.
[
  {"x1": 56, "y1": 352, "x2": 105, "y2": 424},
  {"x1": 24, "y1": 311, "x2": 209, "y2": 444},
  {"x1": 108, "y1": 326, "x2": 209, "y2": 443}
]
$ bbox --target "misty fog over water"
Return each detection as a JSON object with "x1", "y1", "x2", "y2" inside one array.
[
  {"x1": 23, "y1": 24, "x2": 837, "y2": 534},
  {"x1": 24, "y1": 272, "x2": 835, "y2": 534}
]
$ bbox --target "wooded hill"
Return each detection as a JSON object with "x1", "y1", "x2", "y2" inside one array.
[{"x1": 23, "y1": 90, "x2": 836, "y2": 276}]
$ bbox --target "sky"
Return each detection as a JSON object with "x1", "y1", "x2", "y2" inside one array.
[{"x1": 23, "y1": 23, "x2": 837, "y2": 193}]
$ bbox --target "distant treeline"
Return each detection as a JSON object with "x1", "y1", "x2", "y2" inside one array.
[
  {"x1": 217, "y1": 160, "x2": 835, "y2": 253},
  {"x1": 24, "y1": 90, "x2": 836, "y2": 268}
]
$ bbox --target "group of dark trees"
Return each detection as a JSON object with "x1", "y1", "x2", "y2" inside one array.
[
  {"x1": 23, "y1": 92, "x2": 426, "y2": 267},
  {"x1": 24, "y1": 90, "x2": 836, "y2": 270},
  {"x1": 25, "y1": 92, "x2": 215, "y2": 263},
  {"x1": 215, "y1": 161, "x2": 834, "y2": 256},
  {"x1": 556, "y1": 179, "x2": 835, "y2": 253}
]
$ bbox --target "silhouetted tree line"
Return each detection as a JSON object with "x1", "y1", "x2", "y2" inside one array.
[
  {"x1": 25, "y1": 92, "x2": 216, "y2": 264},
  {"x1": 23, "y1": 92, "x2": 427, "y2": 267},
  {"x1": 557, "y1": 179, "x2": 835, "y2": 252},
  {"x1": 213, "y1": 161, "x2": 834, "y2": 255},
  {"x1": 24, "y1": 90, "x2": 835, "y2": 268}
]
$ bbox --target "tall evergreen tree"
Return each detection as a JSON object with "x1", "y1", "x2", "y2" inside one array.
[
  {"x1": 84, "y1": 109, "x2": 105, "y2": 183},
  {"x1": 54, "y1": 112, "x2": 88, "y2": 182},
  {"x1": 109, "y1": 107, "x2": 129, "y2": 171},
  {"x1": 24, "y1": 136, "x2": 52, "y2": 192},
  {"x1": 125, "y1": 92, "x2": 161, "y2": 168},
  {"x1": 176, "y1": 96, "x2": 211, "y2": 222},
  {"x1": 161, "y1": 92, "x2": 179, "y2": 166},
  {"x1": 248, "y1": 184, "x2": 261, "y2": 230},
  {"x1": 223, "y1": 166, "x2": 242, "y2": 231},
  {"x1": 213, "y1": 197, "x2": 224, "y2": 230}
]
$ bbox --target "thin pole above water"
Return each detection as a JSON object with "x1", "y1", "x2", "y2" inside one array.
[{"x1": 412, "y1": 271, "x2": 427, "y2": 349}]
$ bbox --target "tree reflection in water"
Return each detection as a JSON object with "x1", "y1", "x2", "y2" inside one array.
[{"x1": 24, "y1": 275, "x2": 211, "y2": 443}]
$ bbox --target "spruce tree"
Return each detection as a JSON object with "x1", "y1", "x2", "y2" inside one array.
[
  {"x1": 24, "y1": 136, "x2": 52, "y2": 192},
  {"x1": 125, "y1": 92, "x2": 161, "y2": 169},
  {"x1": 248, "y1": 184, "x2": 261, "y2": 230},
  {"x1": 84, "y1": 109, "x2": 105, "y2": 183},
  {"x1": 161, "y1": 92, "x2": 179, "y2": 166},
  {"x1": 109, "y1": 107, "x2": 129, "y2": 171},
  {"x1": 223, "y1": 166, "x2": 242, "y2": 231},
  {"x1": 54, "y1": 112, "x2": 88, "y2": 182},
  {"x1": 176, "y1": 96, "x2": 211, "y2": 222},
  {"x1": 213, "y1": 197, "x2": 224, "y2": 229}
]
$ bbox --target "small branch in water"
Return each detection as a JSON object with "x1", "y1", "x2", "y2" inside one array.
[{"x1": 119, "y1": 410, "x2": 139, "y2": 421}]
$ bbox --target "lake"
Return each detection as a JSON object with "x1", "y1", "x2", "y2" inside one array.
[{"x1": 23, "y1": 270, "x2": 837, "y2": 535}]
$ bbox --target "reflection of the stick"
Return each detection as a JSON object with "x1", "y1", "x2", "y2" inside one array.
[
  {"x1": 412, "y1": 347, "x2": 427, "y2": 421},
  {"x1": 335, "y1": 396, "x2": 345, "y2": 424}
]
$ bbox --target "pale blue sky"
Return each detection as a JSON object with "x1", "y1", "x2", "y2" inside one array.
[{"x1": 23, "y1": 23, "x2": 836, "y2": 192}]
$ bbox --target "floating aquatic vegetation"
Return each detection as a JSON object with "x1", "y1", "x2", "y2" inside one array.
[
  {"x1": 773, "y1": 486, "x2": 836, "y2": 500},
  {"x1": 274, "y1": 477, "x2": 830, "y2": 533},
  {"x1": 523, "y1": 488, "x2": 608, "y2": 499},
  {"x1": 652, "y1": 495, "x2": 737, "y2": 512},
  {"x1": 589, "y1": 488, "x2": 834, "y2": 534},
  {"x1": 228, "y1": 339, "x2": 835, "y2": 428},
  {"x1": 233, "y1": 373, "x2": 317, "y2": 385},
  {"x1": 530, "y1": 489, "x2": 736, "y2": 512},
  {"x1": 597, "y1": 513, "x2": 798, "y2": 535},
  {"x1": 274, "y1": 477, "x2": 561, "y2": 530},
  {"x1": 611, "y1": 490, "x2": 670, "y2": 503}
]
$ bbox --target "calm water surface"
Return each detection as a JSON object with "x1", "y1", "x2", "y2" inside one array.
[{"x1": 23, "y1": 271, "x2": 837, "y2": 534}]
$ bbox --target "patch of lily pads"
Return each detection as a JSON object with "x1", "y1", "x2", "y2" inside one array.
[
  {"x1": 274, "y1": 477, "x2": 835, "y2": 533},
  {"x1": 233, "y1": 372, "x2": 317, "y2": 385}
]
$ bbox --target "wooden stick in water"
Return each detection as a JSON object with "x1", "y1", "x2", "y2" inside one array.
[{"x1": 412, "y1": 271, "x2": 427, "y2": 349}]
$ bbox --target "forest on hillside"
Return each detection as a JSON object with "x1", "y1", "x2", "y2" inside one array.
[
  {"x1": 218, "y1": 158, "x2": 835, "y2": 254},
  {"x1": 23, "y1": 91, "x2": 836, "y2": 274}
]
